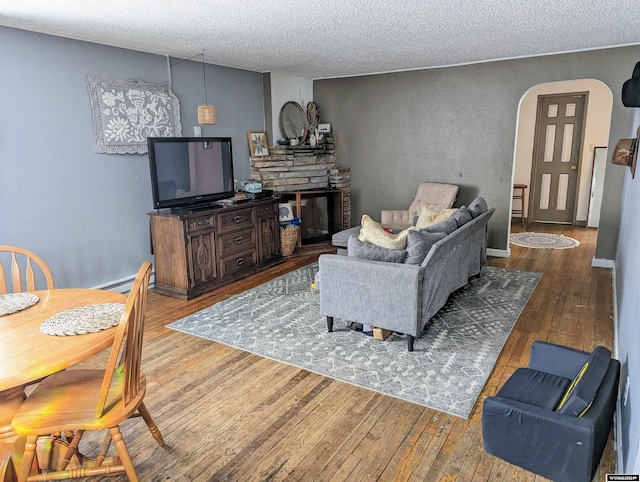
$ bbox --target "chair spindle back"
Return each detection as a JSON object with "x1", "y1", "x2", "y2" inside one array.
[
  {"x1": 0, "y1": 245, "x2": 54, "y2": 294},
  {"x1": 95, "y1": 262, "x2": 151, "y2": 419}
]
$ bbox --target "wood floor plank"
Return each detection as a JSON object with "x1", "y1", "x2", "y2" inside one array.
[
  {"x1": 343, "y1": 399, "x2": 426, "y2": 481},
  {"x1": 68, "y1": 225, "x2": 615, "y2": 481},
  {"x1": 457, "y1": 421, "x2": 491, "y2": 481},
  {"x1": 311, "y1": 395, "x2": 397, "y2": 482},
  {"x1": 285, "y1": 388, "x2": 381, "y2": 481},
  {"x1": 220, "y1": 382, "x2": 357, "y2": 481},
  {"x1": 404, "y1": 415, "x2": 458, "y2": 482},
  {"x1": 373, "y1": 407, "x2": 438, "y2": 477}
]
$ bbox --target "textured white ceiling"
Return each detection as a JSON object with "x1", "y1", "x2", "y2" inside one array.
[{"x1": 1, "y1": 0, "x2": 639, "y2": 79}]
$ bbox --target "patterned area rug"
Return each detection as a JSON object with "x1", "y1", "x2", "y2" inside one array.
[
  {"x1": 168, "y1": 263, "x2": 541, "y2": 418},
  {"x1": 510, "y1": 232, "x2": 580, "y2": 249}
]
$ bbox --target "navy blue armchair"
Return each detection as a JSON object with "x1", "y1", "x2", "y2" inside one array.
[{"x1": 482, "y1": 341, "x2": 620, "y2": 482}]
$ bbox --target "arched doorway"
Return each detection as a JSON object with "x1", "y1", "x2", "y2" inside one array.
[{"x1": 510, "y1": 80, "x2": 613, "y2": 239}]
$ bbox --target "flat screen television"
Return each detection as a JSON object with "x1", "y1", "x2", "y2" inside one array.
[{"x1": 147, "y1": 137, "x2": 235, "y2": 211}]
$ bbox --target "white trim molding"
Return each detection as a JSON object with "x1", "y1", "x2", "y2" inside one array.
[
  {"x1": 487, "y1": 248, "x2": 511, "y2": 258},
  {"x1": 591, "y1": 257, "x2": 615, "y2": 268},
  {"x1": 611, "y1": 262, "x2": 623, "y2": 473},
  {"x1": 91, "y1": 271, "x2": 155, "y2": 294}
]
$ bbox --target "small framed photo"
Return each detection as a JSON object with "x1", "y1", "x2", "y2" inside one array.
[
  {"x1": 318, "y1": 123, "x2": 332, "y2": 133},
  {"x1": 248, "y1": 132, "x2": 269, "y2": 157}
]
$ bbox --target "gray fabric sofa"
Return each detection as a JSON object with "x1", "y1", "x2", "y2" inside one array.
[{"x1": 319, "y1": 204, "x2": 494, "y2": 351}]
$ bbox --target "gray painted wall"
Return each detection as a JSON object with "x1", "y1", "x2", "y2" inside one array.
[
  {"x1": 0, "y1": 26, "x2": 264, "y2": 288},
  {"x1": 614, "y1": 109, "x2": 640, "y2": 473},
  {"x1": 313, "y1": 47, "x2": 639, "y2": 255}
]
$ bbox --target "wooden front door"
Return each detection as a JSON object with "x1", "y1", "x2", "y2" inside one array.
[{"x1": 530, "y1": 93, "x2": 587, "y2": 223}]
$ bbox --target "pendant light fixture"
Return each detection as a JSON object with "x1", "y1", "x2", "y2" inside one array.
[{"x1": 197, "y1": 50, "x2": 217, "y2": 125}]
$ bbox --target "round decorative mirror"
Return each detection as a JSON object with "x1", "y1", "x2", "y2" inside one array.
[{"x1": 280, "y1": 101, "x2": 308, "y2": 142}]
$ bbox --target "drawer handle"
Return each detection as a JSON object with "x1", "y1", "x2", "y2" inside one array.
[
  {"x1": 232, "y1": 215, "x2": 244, "y2": 223},
  {"x1": 234, "y1": 236, "x2": 243, "y2": 244},
  {"x1": 235, "y1": 257, "x2": 244, "y2": 266}
]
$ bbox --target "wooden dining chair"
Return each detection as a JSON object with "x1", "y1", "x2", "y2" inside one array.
[
  {"x1": 12, "y1": 262, "x2": 165, "y2": 482},
  {"x1": 0, "y1": 245, "x2": 54, "y2": 293}
]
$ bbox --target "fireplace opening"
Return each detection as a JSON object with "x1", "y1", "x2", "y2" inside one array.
[{"x1": 281, "y1": 191, "x2": 344, "y2": 245}]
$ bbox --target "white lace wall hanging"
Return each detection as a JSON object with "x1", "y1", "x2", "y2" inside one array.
[{"x1": 86, "y1": 74, "x2": 182, "y2": 154}]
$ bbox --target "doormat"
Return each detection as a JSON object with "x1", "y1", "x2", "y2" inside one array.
[
  {"x1": 167, "y1": 263, "x2": 541, "y2": 418},
  {"x1": 510, "y1": 232, "x2": 580, "y2": 249}
]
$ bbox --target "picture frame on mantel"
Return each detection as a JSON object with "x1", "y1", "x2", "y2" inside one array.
[
  {"x1": 248, "y1": 131, "x2": 269, "y2": 157},
  {"x1": 318, "y1": 123, "x2": 332, "y2": 133}
]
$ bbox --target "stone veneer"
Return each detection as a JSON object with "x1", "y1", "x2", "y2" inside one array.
[
  {"x1": 329, "y1": 167, "x2": 351, "y2": 229},
  {"x1": 251, "y1": 134, "x2": 351, "y2": 228}
]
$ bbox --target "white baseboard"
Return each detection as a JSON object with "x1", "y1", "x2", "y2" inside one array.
[
  {"x1": 611, "y1": 262, "x2": 624, "y2": 473},
  {"x1": 487, "y1": 248, "x2": 510, "y2": 258},
  {"x1": 591, "y1": 257, "x2": 615, "y2": 268},
  {"x1": 91, "y1": 272, "x2": 155, "y2": 293}
]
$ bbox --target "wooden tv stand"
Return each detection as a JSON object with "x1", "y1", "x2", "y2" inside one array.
[{"x1": 148, "y1": 198, "x2": 283, "y2": 299}]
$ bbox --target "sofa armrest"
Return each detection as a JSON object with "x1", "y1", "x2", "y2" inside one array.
[
  {"x1": 381, "y1": 209, "x2": 412, "y2": 227},
  {"x1": 318, "y1": 254, "x2": 423, "y2": 335},
  {"x1": 529, "y1": 341, "x2": 589, "y2": 379}
]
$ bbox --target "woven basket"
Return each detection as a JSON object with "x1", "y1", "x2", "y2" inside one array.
[{"x1": 280, "y1": 225, "x2": 299, "y2": 256}]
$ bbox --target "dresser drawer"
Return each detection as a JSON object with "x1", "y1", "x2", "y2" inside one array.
[
  {"x1": 218, "y1": 228, "x2": 256, "y2": 256},
  {"x1": 217, "y1": 208, "x2": 255, "y2": 234},
  {"x1": 219, "y1": 249, "x2": 257, "y2": 278},
  {"x1": 256, "y1": 202, "x2": 277, "y2": 217},
  {"x1": 186, "y1": 215, "x2": 214, "y2": 233}
]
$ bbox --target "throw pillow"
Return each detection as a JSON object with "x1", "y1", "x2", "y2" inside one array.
[
  {"x1": 557, "y1": 346, "x2": 611, "y2": 417},
  {"x1": 358, "y1": 214, "x2": 415, "y2": 249},
  {"x1": 404, "y1": 230, "x2": 446, "y2": 265},
  {"x1": 435, "y1": 208, "x2": 458, "y2": 222},
  {"x1": 468, "y1": 197, "x2": 488, "y2": 218},
  {"x1": 414, "y1": 205, "x2": 438, "y2": 228},
  {"x1": 415, "y1": 206, "x2": 457, "y2": 229},
  {"x1": 348, "y1": 236, "x2": 407, "y2": 263},
  {"x1": 450, "y1": 206, "x2": 472, "y2": 227},
  {"x1": 419, "y1": 217, "x2": 458, "y2": 235}
]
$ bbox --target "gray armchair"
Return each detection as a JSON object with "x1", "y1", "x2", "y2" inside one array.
[{"x1": 482, "y1": 341, "x2": 620, "y2": 482}]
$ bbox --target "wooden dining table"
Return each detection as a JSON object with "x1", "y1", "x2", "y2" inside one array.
[{"x1": 0, "y1": 288, "x2": 126, "y2": 482}]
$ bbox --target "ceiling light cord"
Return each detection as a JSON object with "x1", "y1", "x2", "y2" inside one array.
[
  {"x1": 201, "y1": 50, "x2": 209, "y2": 104},
  {"x1": 166, "y1": 55, "x2": 172, "y2": 85},
  {"x1": 168, "y1": 50, "x2": 217, "y2": 125}
]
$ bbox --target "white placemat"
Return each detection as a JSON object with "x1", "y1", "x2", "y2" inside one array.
[
  {"x1": 40, "y1": 303, "x2": 125, "y2": 336},
  {"x1": 0, "y1": 292, "x2": 39, "y2": 317}
]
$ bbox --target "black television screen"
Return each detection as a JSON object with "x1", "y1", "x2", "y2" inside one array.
[{"x1": 147, "y1": 137, "x2": 235, "y2": 210}]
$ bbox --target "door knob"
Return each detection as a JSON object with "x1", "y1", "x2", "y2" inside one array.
[{"x1": 571, "y1": 165, "x2": 577, "y2": 171}]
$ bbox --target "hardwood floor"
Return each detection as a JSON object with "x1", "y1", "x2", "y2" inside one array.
[{"x1": 77, "y1": 226, "x2": 615, "y2": 481}]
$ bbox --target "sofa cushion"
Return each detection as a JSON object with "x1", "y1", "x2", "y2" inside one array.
[
  {"x1": 450, "y1": 206, "x2": 472, "y2": 227},
  {"x1": 419, "y1": 217, "x2": 458, "y2": 235},
  {"x1": 497, "y1": 367, "x2": 572, "y2": 411},
  {"x1": 414, "y1": 206, "x2": 437, "y2": 228},
  {"x1": 358, "y1": 214, "x2": 415, "y2": 250},
  {"x1": 404, "y1": 230, "x2": 446, "y2": 265},
  {"x1": 557, "y1": 346, "x2": 612, "y2": 417},
  {"x1": 468, "y1": 197, "x2": 488, "y2": 218},
  {"x1": 347, "y1": 236, "x2": 407, "y2": 263}
]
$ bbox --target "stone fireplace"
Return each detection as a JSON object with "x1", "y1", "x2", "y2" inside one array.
[{"x1": 250, "y1": 134, "x2": 351, "y2": 243}]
